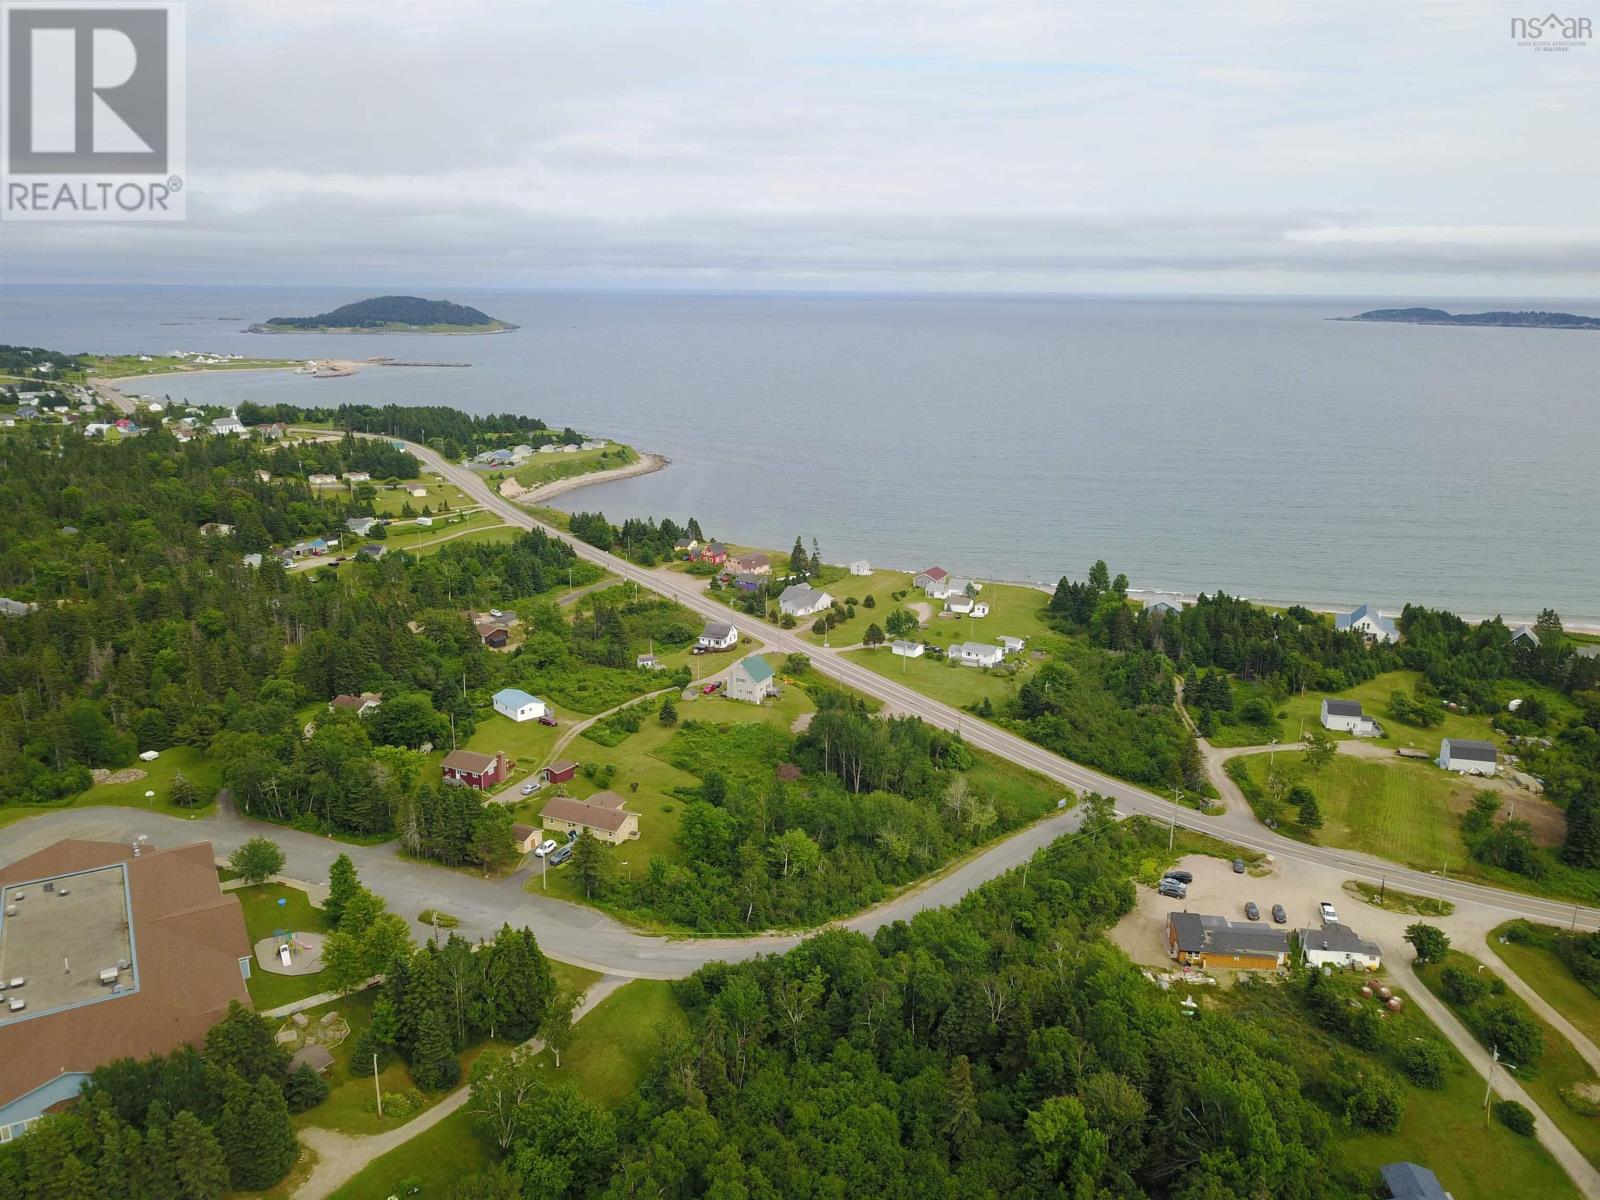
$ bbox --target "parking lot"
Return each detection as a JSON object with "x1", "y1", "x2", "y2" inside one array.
[{"x1": 1108, "y1": 851, "x2": 1359, "y2": 969}]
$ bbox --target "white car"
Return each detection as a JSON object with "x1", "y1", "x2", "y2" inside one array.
[
  {"x1": 1319, "y1": 901, "x2": 1339, "y2": 924},
  {"x1": 533, "y1": 839, "x2": 559, "y2": 858},
  {"x1": 520, "y1": 779, "x2": 542, "y2": 796}
]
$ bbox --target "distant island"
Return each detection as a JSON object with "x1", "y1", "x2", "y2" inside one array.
[
  {"x1": 248, "y1": 295, "x2": 517, "y2": 334},
  {"x1": 1340, "y1": 307, "x2": 1600, "y2": 330}
]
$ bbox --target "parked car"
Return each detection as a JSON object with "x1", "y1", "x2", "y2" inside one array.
[
  {"x1": 1271, "y1": 904, "x2": 1287, "y2": 924},
  {"x1": 520, "y1": 779, "x2": 542, "y2": 796},
  {"x1": 547, "y1": 841, "x2": 574, "y2": 866},
  {"x1": 702, "y1": 681, "x2": 722, "y2": 694},
  {"x1": 1231, "y1": 858, "x2": 1246, "y2": 874},
  {"x1": 537, "y1": 713, "x2": 557, "y2": 727},
  {"x1": 691, "y1": 646, "x2": 707, "y2": 655},
  {"x1": 1157, "y1": 879, "x2": 1187, "y2": 899},
  {"x1": 1163, "y1": 869, "x2": 1193, "y2": 885},
  {"x1": 532, "y1": 839, "x2": 558, "y2": 858},
  {"x1": 1319, "y1": 901, "x2": 1339, "y2": 924},
  {"x1": 1244, "y1": 901, "x2": 1260, "y2": 921}
]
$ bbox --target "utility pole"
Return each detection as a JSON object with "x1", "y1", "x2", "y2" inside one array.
[
  {"x1": 374, "y1": 1057, "x2": 383, "y2": 1116},
  {"x1": 1169, "y1": 788, "x2": 1182, "y2": 851}
]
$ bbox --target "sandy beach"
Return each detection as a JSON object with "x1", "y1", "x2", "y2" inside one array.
[{"x1": 497, "y1": 451, "x2": 669, "y2": 505}]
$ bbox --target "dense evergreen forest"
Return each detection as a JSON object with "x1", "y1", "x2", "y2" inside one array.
[
  {"x1": 451, "y1": 805, "x2": 1452, "y2": 1199},
  {"x1": 235, "y1": 400, "x2": 567, "y2": 461},
  {"x1": 0, "y1": 428, "x2": 690, "y2": 847}
]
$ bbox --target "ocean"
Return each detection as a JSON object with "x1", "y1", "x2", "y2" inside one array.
[{"x1": 4, "y1": 285, "x2": 1597, "y2": 624}]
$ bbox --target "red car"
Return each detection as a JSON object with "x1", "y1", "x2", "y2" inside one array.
[
  {"x1": 537, "y1": 713, "x2": 557, "y2": 727},
  {"x1": 701, "y1": 681, "x2": 722, "y2": 695}
]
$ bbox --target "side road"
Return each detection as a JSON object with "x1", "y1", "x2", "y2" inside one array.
[{"x1": 293, "y1": 974, "x2": 630, "y2": 1200}]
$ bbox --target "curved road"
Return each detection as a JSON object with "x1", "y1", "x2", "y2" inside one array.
[{"x1": 409, "y1": 438, "x2": 1600, "y2": 936}]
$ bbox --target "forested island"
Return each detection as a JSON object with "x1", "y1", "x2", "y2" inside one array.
[
  {"x1": 248, "y1": 295, "x2": 517, "y2": 334},
  {"x1": 1341, "y1": 307, "x2": 1600, "y2": 329}
]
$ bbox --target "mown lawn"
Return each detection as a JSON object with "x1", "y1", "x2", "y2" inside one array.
[
  {"x1": 326, "y1": 974, "x2": 665, "y2": 1200},
  {"x1": 501, "y1": 443, "x2": 637, "y2": 490},
  {"x1": 1489, "y1": 924, "x2": 1600, "y2": 1053},
  {"x1": 519, "y1": 679, "x2": 817, "y2": 916},
  {"x1": 792, "y1": 568, "x2": 915, "y2": 645},
  {"x1": 234, "y1": 883, "x2": 333, "y2": 1010},
  {"x1": 0, "y1": 745, "x2": 221, "y2": 829},
  {"x1": 1235, "y1": 749, "x2": 1473, "y2": 872},
  {"x1": 1278, "y1": 670, "x2": 1506, "y2": 755},
  {"x1": 1217, "y1": 966, "x2": 1581, "y2": 1200},
  {"x1": 1417, "y1": 949, "x2": 1600, "y2": 1170},
  {"x1": 845, "y1": 644, "x2": 1030, "y2": 711},
  {"x1": 369, "y1": 478, "x2": 471, "y2": 516},
  {"x1": 378, "y1": 509, "x2": 504, "y2": 553}
]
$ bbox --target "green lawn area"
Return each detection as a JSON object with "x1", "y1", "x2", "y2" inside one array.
[
  {"x1": 234, "y1": 883, "x2": 333, "y2": 1010},
  {"x1": 1489, "y1": 923, "x2": 1600, "y2": 1053},
  {"x1": 792, "y1": 568, "x2": 915, "y2": 645},
  {"x1": 1417, "y1": 949, "x2": 1600, "y2": 1170},
  {"x1": 499, "y1": 443, "x2": 637, "y2": 491},
  {"x1": 325, "y1": 972, "x2": 658, "y2": 1200},
  {"x1": 1278, "y1": 670, "x2": 1505, "y2": 755},
  {"x1": 1235, "y1": 748, "x2": 1475, "y2": 872},
  {"x1": 369, "y1": 478, "x2": 472, "y2": 516},
  {"x1": 89, "y1": 354, "x2": 296, "y2": 377},
  {"x1": 378, "y1": 509, "x2": 504, "y2": 553},
  {"x1": 0, "y1": 745, "x2": 220, "y2": 829},
  {"x1": 1218, "y1": 966, "x2": 1581, "y2": 1200},
  {"x1": 1199, "y1": 678, "x2": 1283, "y2": 748},
  {"x1": 845, "y1": 644, "x2": 1030, "y2": 711},
  {"x1": 521, "y1": 679, "x2": 817, "y2": 919}
]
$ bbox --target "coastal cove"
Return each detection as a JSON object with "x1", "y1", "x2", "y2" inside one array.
[{"x1": 6, "y1": 285, "x2": 1598, "y2": 624}]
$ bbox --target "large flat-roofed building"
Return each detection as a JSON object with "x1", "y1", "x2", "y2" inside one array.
[
  {"x1": 0, "y1": 840, "x2": 251, "y2": 1139},
  {"x1": 1166, "y1": 911, "x2": 1289, "y2": 971}
]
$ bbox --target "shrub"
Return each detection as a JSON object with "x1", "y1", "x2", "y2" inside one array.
[
  {"x1": 1495, "y1": 1099, "x2": 1536, "y2": 1135},
  {"x1": 1440, "y1": 964, "x2": 1488, "y2": 1007},
  {"x1": 284, "y1": 1063, "x2": 330, "y2": 1113},
  {"x1": 1398, "y1": 1040, "x2": 1450, "y2": 1089},
  {"x1": 1342, "y1": 1071, "x2": 1404, "y2": 1132}
]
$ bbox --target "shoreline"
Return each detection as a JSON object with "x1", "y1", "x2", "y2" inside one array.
[
  {"x1": 92, "y1": 371, "x2": 1597, "y2": 632},
  {"x1": 497, "y1": 450, "x2": 669, "y2": 505}
]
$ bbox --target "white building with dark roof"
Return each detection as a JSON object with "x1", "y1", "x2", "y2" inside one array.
[
  {"x1": 1335, "y1": 603, "x2": 1398, "y2": 643},
  {"x1": 1438, "y1": 738, "x2": 1497, "y2": 777}
]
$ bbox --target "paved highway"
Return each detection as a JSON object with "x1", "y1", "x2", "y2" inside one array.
[{"x1": 404, "y1": 437, "x2": 1600, "y2": 936}]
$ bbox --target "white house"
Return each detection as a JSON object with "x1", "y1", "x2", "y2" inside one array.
[
  {"x1": 1145, "y1": 595, "x2": 1185, "y2": 616},
  {"x1": 345, "y1": 517, "x2": 379, "y2": 536},
  {"x1": 1438, "y1": 738, "x2": 1497, "y2": 777},
  {"x1": 1299, "y1": 922, "x2": 1381, "y2": 970},
  {"x1": 636, "y1": 653, "x2": 662, "y2": 670},
  {"x1": 408, "y1": 486, "x2": 428, "y2": 498},
  {"x1": 945, "y1": 596, "x2": 990, "y2": 618},
  {"x1": 1335, "y1": 603, "x2": 1398, "y2": 644},
  {"x1": 493, "y1": 687, "x2": 547, "y2": 723},
  {"x1": 698, "y1": 620, "x2": 739, "y2": 651},
  {"x1": 343, "y1": 471, "x2": 371, "y2": 483},
  {"x1": 210, "y1": 414, "x2": 246, "y2": 436},
  {"x1": 998, "y1": 635, "x2": 1026, "y2": 655},
  {"x1": 926, "y1": 576, "x2": 982, "y2": 601},
  {"x1": 726, "y1": 656, "x2": 779, "y2": 704},
  {"x1": 949, "y1": 641, "x2": 1004, "y2": 668},
  {"x1": 1511, "y1": 623, "x2": 1540, "y2": 648},
  {"x1": 779, "y1": 584, "x2": 833, "y2": 618},
  {"x1": 1319, "y1": 698, "x2": 1379, "y2": 736},
  {"x1": 891, "y1": 639, "x2": 925, "y2": 658},
  {"x1": 308, "y1": 473, "x2": 339, "y2": 487},
  {"x1": 848, "y1": 560, "x2": 872, "y2": 576}
]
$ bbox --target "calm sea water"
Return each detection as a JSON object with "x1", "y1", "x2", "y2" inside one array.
[{"x1": 5, "y1": 285, "x2": 1598, "y2": 623}]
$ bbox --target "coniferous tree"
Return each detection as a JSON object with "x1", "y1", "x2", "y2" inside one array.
[
  {"x1": 168, "y1": 1110, "x2": 229, "y2": 1200},
  {"x1": 411, "y1": 1008, "x2": 460, "y2": 1090},
  {"x1": 324, "y1": 853, "x2": 360, "y2": 925}
]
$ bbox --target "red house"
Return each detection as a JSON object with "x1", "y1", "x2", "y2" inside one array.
[
  {"x1": 541, "y1": 760, "x2": 578, "y2": 784},
  {"x1": 441, "y1": 749, "x2": 508, "y2": 790},
  {"x1": 697, "y1": 541, "x2": 728, "y2": 565}
]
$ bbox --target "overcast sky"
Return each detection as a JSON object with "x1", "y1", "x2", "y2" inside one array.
[{"x1": 6, "y1": 1, "x2": 1598, "y2": 295}]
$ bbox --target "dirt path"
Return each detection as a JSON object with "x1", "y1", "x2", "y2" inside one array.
[{"x1": 293, "y1": 975, "x2": 629, "y2": 1200}]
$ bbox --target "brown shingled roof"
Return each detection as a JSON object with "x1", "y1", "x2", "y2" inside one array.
[
  {"x1": 0, "y1": 840, "x2": 250, "y2": 1111},
  {"x1": 540, "y1": 795, "x2": 636, "y2": 833}
]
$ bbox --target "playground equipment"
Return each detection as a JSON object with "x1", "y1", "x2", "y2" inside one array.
[{"x1": 273, "y1": 929, "x2": 314, "y2": 967}]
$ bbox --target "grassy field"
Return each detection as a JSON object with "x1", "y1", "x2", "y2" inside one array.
[
  {"x1": 0, "y1": 745, "x2": 221, "y2": 829},
  {"x1": 1277, "y1": 670, "x2": 1505, "y2": 754},
  {"x1": 90, "y1": 354, "x2": 296, "y2": 378},
  {"x1": 499, "y1": 443, "x2": 637, "y2": 491},
  {"x1": 845, "y1": 644, "x2": 1030, "y2": 710},
  {"x1": 377, "y1": 509, "x2": 503, "y2": 553},
  {"x1": 1417, "y1": 949, "x2": 1600, "y2": 1169},
  {"x1": 1235, "y1": 748, "x2": 1474, "y2": 872},
  {"x1": 1346, "y1": 879, "x2": 1455, "y2": 917},
  {"x1": 792, "y1": 567, "x2": 914, "y2": 645},
  {"x1": 1217, "y1": 967, "x2": 1581, "y2": 1200},
  {"x1": 369, "y1": 478, "x2": 471, "y2": 516},
  {"x1": 326, "y1": 975, "x2": 672, "y2": 1200},
  {"x1": 234, "y1": 883, "x2": 332, "y2": 1010},
  {"x1": 1489, "y1": 924, "x2": 1600, "y2": 1052},
  {"x1": 519, "y1": 680, "x2": 817, "y2": 915}
]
